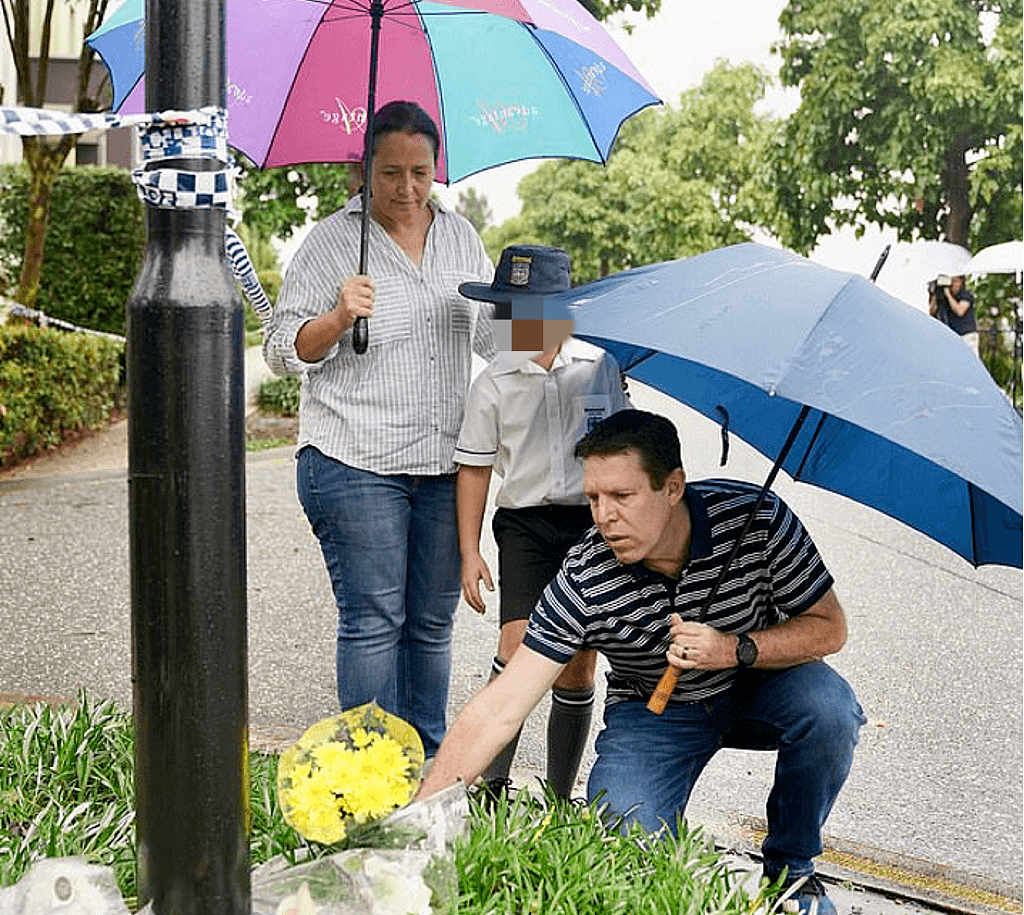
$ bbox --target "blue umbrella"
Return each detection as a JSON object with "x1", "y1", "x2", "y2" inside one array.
[{"x1": 558, "y1": 243, "x2": 1023, "y2": 570}]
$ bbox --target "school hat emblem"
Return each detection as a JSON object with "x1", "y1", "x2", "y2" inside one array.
[{"x1": 510, "y1": 256, "x2": 532, "y2": 286}]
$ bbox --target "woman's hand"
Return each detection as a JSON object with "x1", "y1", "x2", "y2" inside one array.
[
  {"x1": 335, "y1": 274, "x2": 375, "y2": 329},
  {"x1": 294, "y1": 275, "x2": 376, "y2": 363}
]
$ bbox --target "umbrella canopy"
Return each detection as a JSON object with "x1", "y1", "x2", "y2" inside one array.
[
  {"x1": 872, "y1": 240, "x2": 972, "y2": 314},
  {"x1": 965, "y1": 241, "x2": 1024, "y2": 277},
  {"x1": 559, "y1": 243, "x2": 1023, "y2": 569},
  {"x1": 86, "y1": 0, "x2": 660, "y2": 184}
]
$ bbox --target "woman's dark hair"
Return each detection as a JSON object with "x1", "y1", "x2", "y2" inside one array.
[
  {"x1": 367, "y1": 101, "x2": 440, "y2": 165},
  {"x1": 574, "y1": 410, "x2": 683, "y2": 490}
]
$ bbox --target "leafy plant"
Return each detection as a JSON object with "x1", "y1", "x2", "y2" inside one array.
[
  {"x1": 0, "y1": 323, "x2": 124, "y2": 467},
  {"x1": 256, "y1": 375, "x2": 301, "y2": 417},
  {"x1": 454, "y1": 786, "x2": 774, "y2": 915},
  {"x1": 0, "y1": 165, "x2": 146, "y2": 335}
]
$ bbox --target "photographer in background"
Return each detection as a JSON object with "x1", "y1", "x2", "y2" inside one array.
[{"x1": 929, "y1": 274, "x2": 979, "y2": 356}]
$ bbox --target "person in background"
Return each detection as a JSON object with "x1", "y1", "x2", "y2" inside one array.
[
  {"x1": 264, "y1": 100, "x2": 494, "y2": 757},
  {"x1": 930, "y1": 274, "x2": 979, "y2": 356},
  {"x1": 455, "y1": 245, "x2": 631, "y2": 798},
  {"x1": 418, "y1": 409, "x2": 864, "y2": 915}
]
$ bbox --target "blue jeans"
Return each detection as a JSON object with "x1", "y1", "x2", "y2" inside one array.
[
  {"x1": 588, "y1": 662, "x2": 864, "y2": 881},
  {"x1": 296, "y1": 447, "x2": 461, "y2": 756}
]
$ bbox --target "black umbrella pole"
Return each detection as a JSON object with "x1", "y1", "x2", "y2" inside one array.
[
  {"x1": 353, "y1": 0, "x2": 384, "y2": 355},
  {"x1": 130, "y1": 0, "x2": 250, "y2": 910}
]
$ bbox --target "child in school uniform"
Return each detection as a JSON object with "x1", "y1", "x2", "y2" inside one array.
[{"x1": 455, "y1": 245, "x2": 631, "y2": 798}]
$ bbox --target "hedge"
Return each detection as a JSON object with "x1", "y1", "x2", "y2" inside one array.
[
  {"x1": 0, "y1": 165, "x2": 146, "y2": 337},
  {"x1": 0, "y1": 322, "x2": 124, "y2": 467}
]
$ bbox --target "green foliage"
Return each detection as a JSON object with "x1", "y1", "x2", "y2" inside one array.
[
  {"x1": 237, "y1": 163, "x2": 356, "y2": 244},
  {"x1": 0, "y1": 323, "x2": 124, "y2": 467},
  {"x1": 455, "y1": 787, "x2": 775, "y2": 914},
  {"x1": 0, "y1": 165, "x2": 145, "y2": 335},
  {"x1": 256, "y1": 375, "x2": 301, "y2": 416},
  {"x1": 771, "y1": 0, "x2": 1023, "y2": 252},
  {"x1": 577, "y1": 0, "x2": 661, "y2": 21},
  {"x1": 490, "y1": 62, "x2": 779, "y2": 281},
  {"x1": 0, "y1": 693, "x2": 136, "y2": 900},
  {"x1": 972, "y1": 272, "x2": 1023, "y2": 408}
]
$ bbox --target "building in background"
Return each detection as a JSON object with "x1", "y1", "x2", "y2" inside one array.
[{"x1": 0, "y1": 0, "x2": 132, "y2": 168}]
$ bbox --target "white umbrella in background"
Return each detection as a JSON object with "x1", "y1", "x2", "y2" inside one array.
[
  {"x1": 872, "y1": 240, "x2": 972, "y2": 313},
  {"x1": 965, "y1": 241, "x2": 1024, "y2": 277}
]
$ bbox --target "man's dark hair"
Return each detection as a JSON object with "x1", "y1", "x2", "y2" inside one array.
[
  {"x1": 574, "y1": 410, "x2": 683, "y2": 490},
  {"x1": 367, "y1": 101, "x2": 440, "y2": 164}
]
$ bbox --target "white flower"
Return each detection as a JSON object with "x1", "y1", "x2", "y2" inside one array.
[{"x1": 363, "y1": 857, "x2": 432, "y2": 915}]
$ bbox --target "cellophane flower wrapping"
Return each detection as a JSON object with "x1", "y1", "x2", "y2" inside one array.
[{"x1": 253, "y1": 703, "x2": 469, "y2": 915}]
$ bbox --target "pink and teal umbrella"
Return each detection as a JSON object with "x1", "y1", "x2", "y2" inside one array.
[{"x1": 86, "y1": 0, "x2": 660, "y2": 183}]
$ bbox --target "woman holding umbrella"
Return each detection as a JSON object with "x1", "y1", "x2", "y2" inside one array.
[{"x1": 265, "y1": 101, "x2": 495, "y2": 757}]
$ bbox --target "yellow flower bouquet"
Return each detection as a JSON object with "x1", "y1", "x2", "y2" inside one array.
[{"x1": 277, "y1": 703, "x2": 425, "y2": 845}]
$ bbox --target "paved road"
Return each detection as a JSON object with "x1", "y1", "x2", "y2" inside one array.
[{"x1": 1, "y1": 381, "x2": 1020, "y2": 903}]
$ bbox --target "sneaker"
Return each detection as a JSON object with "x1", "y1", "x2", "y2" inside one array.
[{"x1": 777, "y1": 873, "x2": 837, "y2": 915}]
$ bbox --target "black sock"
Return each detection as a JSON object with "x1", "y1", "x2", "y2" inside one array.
[
  {"x1": 483, "y1": 656, "x2": 522, "y2": 783},
  {"x1": 546, "y1": 684, "x2": 594, "y2": 799}
]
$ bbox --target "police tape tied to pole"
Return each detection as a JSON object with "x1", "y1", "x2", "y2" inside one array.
[{"x1": 0, "y1": 105, "x2": 272, "y2": 327}]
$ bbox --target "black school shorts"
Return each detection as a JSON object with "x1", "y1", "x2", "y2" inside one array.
[{"x1": 491, "y1": 504, "x2": 594, "y2": 626}]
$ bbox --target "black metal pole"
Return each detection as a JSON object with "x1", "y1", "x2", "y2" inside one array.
[
  {"x1": 129, "y1": 0, "x2": 249, "y2": 908},
  {"x1": 352, "y1": 0, "x2": 385, "y2": 355}
]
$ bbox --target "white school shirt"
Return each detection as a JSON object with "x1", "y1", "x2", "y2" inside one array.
[{"x1": 454, "y1": 338, "x2": 631, "y2": 508}]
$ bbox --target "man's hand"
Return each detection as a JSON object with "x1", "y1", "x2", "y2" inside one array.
[
  {"x1": 666, "y1": 614, "x2": 735, "y2": 671},
  {"x1": 461, "y1": 552, "x2": 493, "y2": 614},
  {"x1": 665, "y1": 590, "x2": 847, "y2": 673}
]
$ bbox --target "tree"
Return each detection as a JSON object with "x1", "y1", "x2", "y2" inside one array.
[
  {"x1": 236, "y1": 163, "x2": 356, "y2": 243},
  {"x1": 771, "y1": 0, "x2": 1023, "y2": 252},
  {"x1": 482, "y1": 62, "x2": 779, "y2": 282},
  {"x1": 2, "y1": 0, "x2": 112, "y2": 307},
  {"x1": 456, "y1": 187, "x2": 492, "y2": 233}
]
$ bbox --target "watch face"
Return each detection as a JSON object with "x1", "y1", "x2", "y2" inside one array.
[{"x1": 737, "y1": 634, "x2": 757, "y2": 666}]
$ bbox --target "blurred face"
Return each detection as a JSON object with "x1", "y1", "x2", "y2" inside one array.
[
  {"x1": 950, "y1": 275, "x2": 964, "y2": 293},
  {"x1": 370, "y1": 130, "x2": 435, "y2": 224},
  {"x1": 583, "y1": 450, "x2": 688, "y2": 574},
  {"x1": 494, "y1": 318, "x2": 574, "y2": 355}
]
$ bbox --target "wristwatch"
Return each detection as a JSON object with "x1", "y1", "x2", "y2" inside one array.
[{"x1": 735, "y1": 632, "x2": 758, "y2": 668}]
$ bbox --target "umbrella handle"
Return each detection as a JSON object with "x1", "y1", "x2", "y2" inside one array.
[
  {"x1": 646, "y1": 666, "x2": 680, "y2": 715},
  {"x1": 353, "y1": 315, "x2": 368, "y2": 353}
]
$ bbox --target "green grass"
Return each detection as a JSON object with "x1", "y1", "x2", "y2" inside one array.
[
  {"x1": 245, "y1": 435, "x2": 295, "y2": 452},
  {"x1": 0, "y1": 692, "x2": 772, "y2": 914}
]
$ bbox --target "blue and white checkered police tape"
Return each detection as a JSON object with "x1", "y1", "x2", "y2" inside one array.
[{"x1": 1, "y1": 106, "x2": 231, "y2": 209}]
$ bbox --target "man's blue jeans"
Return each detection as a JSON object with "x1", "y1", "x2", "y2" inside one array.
[
  {"x1": 588, "y1": 662, "x2": 865, "y2": 881},
  {"x1": 297, "y1": 447, "x2": 461, "y2": 756}
]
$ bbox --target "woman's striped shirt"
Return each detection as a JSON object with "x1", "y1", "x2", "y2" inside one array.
[{"x1": 523, "y1": 479, "x2": 835, "y2": 705}]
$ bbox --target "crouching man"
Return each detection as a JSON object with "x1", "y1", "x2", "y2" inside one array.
[{"x1": 416, "y1": 409, "x2": 864, "y2": 915}]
